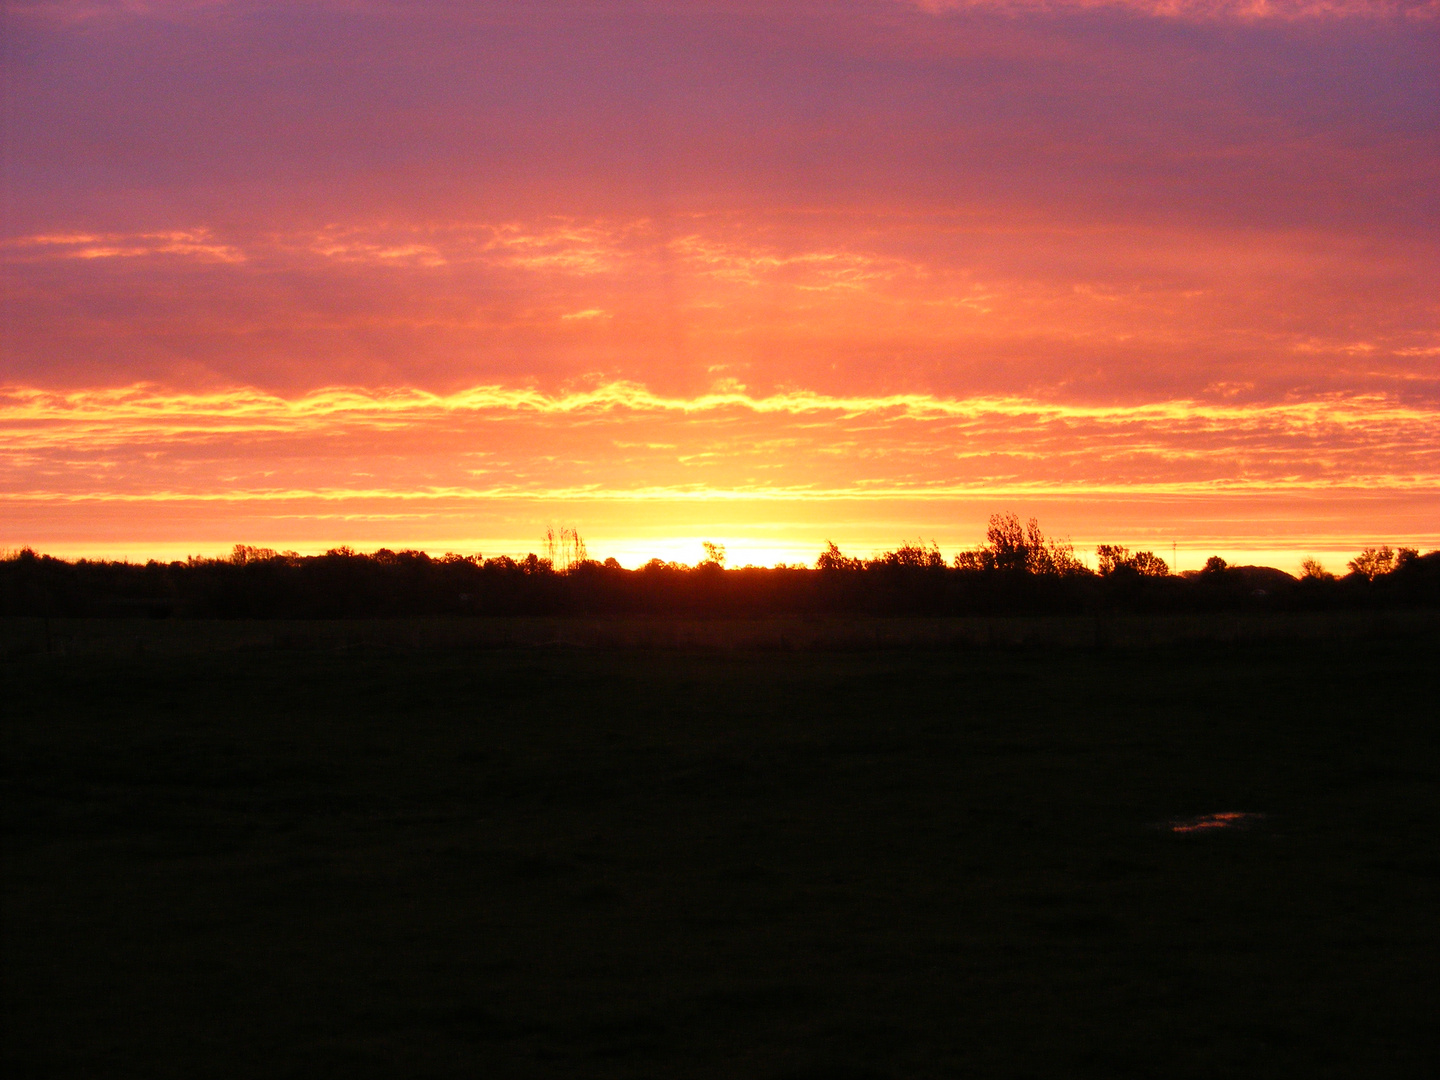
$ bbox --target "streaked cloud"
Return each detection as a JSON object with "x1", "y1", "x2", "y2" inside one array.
[
  {"x1": 6, "y1": 215, "x2": 1433, "y2": 406},
  {"x1": 3, "y1": 382, "x2": 1433, "y2": 502},
  {"x1": 19, "y1": 0, "x2": 1435, "y2": 22},
  {"x1": 7, "y1": 0, "x2": 228, "y2": 21},
  {"x1": 904, "y1": 0, "x2": 1437, "y2": 18},
  {"x1": 2, "y1": 229, "x2": 245, "y2": 263},
  {"x1": 6, "y1": 380, "x2": 1434, "y2": 429}
]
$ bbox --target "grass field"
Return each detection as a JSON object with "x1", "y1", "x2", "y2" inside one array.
[
  {"x1": 4, "y1": 623, "x2": 1439, "y2": 1077},
  {"x1": 4, "y1": 610, "x2": 1438, "y2": 656}
]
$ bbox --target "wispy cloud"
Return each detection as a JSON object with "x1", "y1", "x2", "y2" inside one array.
[
  {"x1": 7, "y1": 0, "x2": 229, "y2": 22},
  {"x1": 2, "y1": 229, "x2": 246, "y2": 263},
  {"x1": 3, "y1": 381, "x2": 1434, "y2": 502},
  {"x1": 903, "y1": 0, "x2": 1437, "y2": 19},
  {"x1": 20, "y1": 0, "x2": 1436, "y2": 23},
  {"x1": 9, "y1": 215, "x2": 1431, "y2": 407},
  {"x1": 3, "y1": 380, "x2": 1433, "y2": 427}
]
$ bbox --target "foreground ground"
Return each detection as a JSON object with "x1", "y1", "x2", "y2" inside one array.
[{"x1": 4, "y1": 625, "x2": 1439, "y2": 1077}]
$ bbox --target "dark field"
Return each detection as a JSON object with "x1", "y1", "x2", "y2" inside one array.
[{"x1": 4, "y1": 623, "x2": 1439, "y2": 1078}]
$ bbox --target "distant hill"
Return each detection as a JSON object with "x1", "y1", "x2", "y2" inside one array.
[{"x1": 1181, "y1": 565, "x2": 1296, "y2": 591}]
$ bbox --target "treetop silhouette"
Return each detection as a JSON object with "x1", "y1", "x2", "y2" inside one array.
[{"x1": 3, "y1": 516, "x2": 1436, "y2": 619}]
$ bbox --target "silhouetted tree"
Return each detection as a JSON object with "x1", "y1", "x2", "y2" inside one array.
[
  {"x1": 4, "y1": 530, "x2": 1437, "y2": 620},
  {"x1": 1097, "y1": 545, "x2": 1169, "y2": 577},
  {"x1": 955, "y1": 513, "x2": 1086, "y2": 576},
  {"x1": 869, "y1": 542, "x2": 945, "y2": 570},
  {"x1": 816, "y1": 541, "x2": 862, "y2": 571},
  {"x1": 1348, "y1": 547, "x2": 1396, "y2": 580}
]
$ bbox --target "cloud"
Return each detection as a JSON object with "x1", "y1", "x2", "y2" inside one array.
[
  {"x1": 3, "y1": 382, "x2": 1434, "y2": 507},
  {"x1": 2, "y1": 229, "x2": 246, "y2": 263},
  {"x1": 902, "y1": 0, "x2": 1437, "y2": 19},
  {"x1": 6, "y1": 213, "x2": 1433, "y2": 408},
  {"x1": 7, "y1": 379, "x2": 1432, "y2": 427},
  {"x1": 19, "y1": 0, "x2": 1436, "y2": 24},
  {"x1": 6, "y1": 0, "x2": 232, "y2": 24}
]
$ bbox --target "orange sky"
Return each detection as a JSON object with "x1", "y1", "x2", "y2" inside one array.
[{"x1": 3, "y1": 1, "x2": 1437, "y2": 570}]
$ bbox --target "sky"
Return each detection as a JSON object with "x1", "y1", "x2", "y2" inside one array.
[{"x1": 2, "y1": 0, "x2": 1437, "y2": 570}]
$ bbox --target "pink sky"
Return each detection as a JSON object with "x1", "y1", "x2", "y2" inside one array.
[{"x1": 3, "y1": 0, "x2": 1436, "y2": 568}]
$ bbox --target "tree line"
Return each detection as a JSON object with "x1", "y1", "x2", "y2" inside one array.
[{"x1": 3, "y1": 514, "x2": 1436, "y2": 619}]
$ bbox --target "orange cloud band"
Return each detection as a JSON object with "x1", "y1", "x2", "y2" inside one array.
[
  {"x1": 6, "y1": 381, "x2": 1434, "y2": 424},
  {"x1": 2, "y1": 382, "x2": 1435, "y2": 503}
]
